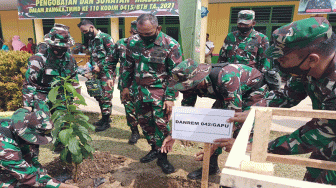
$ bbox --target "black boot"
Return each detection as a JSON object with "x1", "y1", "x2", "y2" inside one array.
[
  {"x1": 128, "y1": 126, "x2": 140, "y2": 145},
  {"x1": 95, "y1": 115, "x2": 111, "y2": 132},
  {"x1": 93, "y1": 118, "x2": 103, "y2": 127},
  {"x1": 157, "y1": 152, "x2": 175, "y2": 174},
  {"x1": 187, "y1": 153, "x2": 220, "y2": 180},
  {"x1": 140, "y1": 146, "x2": 158, "y2": 163}
]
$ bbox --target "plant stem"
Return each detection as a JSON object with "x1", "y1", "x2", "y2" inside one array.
[{"x1": 74, "y1": 163, "x2": 78, "y2": 183}]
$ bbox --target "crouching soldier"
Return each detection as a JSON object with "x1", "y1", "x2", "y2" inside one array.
[
  {"x1": 165, "y1": 59, "x2": 267, "y2": 180},
  {"x1": 0, "y1": 102, "x2": 77, "y2": 188}
]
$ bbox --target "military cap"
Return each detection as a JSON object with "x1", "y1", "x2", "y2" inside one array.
[
  {"x1": 266, "y1": 17, "x2": 332, "y2": 59},
  {"x1": 11, "y1": 105, "x2": 53, "y2": 145},
  {"x1": 44, "y1": 23, "x2": 75, "y2": 48},
  {"x1": 238, "y1": 10, "x2": 255, "y2": 24},
  {"x1": 168, "y1": 59, "x2": 211, "y2": 91}
]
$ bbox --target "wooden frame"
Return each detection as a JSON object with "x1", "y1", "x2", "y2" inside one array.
[{"x1": 220, "y1": 107, "x2": 336, "y2": 188}]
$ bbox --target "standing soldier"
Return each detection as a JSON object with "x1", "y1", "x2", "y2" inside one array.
[
  {"x1": 114, "y1": 21, "x2": 140, "y2": 144},
  {"x1": 78, "y1": 20, "x2": 115, "y2": 132},
  {"x1": 122, "y1": 14, "x2": 182, "y2": 174},
  {"x1": 22, "y1": 23, "x2": 79, "y2": 115},
  {"x1": 218, "y1": 10, "x2": 270, "y2": 72},
  {"x1": 0, "y1": 102, "x2": 78, "y2": 188},
  {"x1": 167, "y1": 59, "x2": 267, "y2": 180}
]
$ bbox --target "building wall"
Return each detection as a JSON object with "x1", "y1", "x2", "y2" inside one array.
[
  {"x1": 0, "y1": 10, "x2": 35, "y2": 45},
  {"x1": 208, "y1": 1, "x2": 313, "y2": 55}
]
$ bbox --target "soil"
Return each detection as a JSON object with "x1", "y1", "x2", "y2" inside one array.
[{"x1": 45, "y1": 151, "x2": 219, "y2": 188}]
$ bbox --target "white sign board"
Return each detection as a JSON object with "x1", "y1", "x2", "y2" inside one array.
[{"x1": 172, "y1": 106, "x2": 235, "y2": 143}]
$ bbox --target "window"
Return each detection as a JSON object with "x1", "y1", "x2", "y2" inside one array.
[
  {"x1": 42, "y1": 19, "x2": 55, "y2": 35},
  {"x1": 119, "y1": 17, "x2": 125, "y2": 39},
  {"x1": 328, "y1": 14, "x2": 336, "y2": 34},
  {"x1": 229, "y1": 6, "x2": 294, "y2": 39},
  {"x1": 159, "y1": 16, "x2": 181, "y2": 44}
]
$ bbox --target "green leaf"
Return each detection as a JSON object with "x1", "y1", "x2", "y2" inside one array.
[
  {"x1": 68, "y1": 105, "x2": 78, "y2": 112},
  {"x1": 74, "y1": 92, "x2": 86, "y2": 105},
  {"x1": 77, "y1": 113, "x2": 89, "y2": 121},
  {"x1": 77, "y1": 120, "x2": 95, "y2": 131},
  {"x1": 84, "y1": 144, "x2": 95, "y2": 153},
  {"x1": 48, "y1": 86, "x2": 60, "y2": 103},
  {"x1": 72, "y1": 152, "x2": 83, "y2": 164},
  {"x1": 81, "y1": 145, "x2": 90, "y2": 159},
  {"x1": 51, "y1": 79, "x2": 61, "y2": 87},
  {"x1": 64, "y1": 82, "x2": 78, "y2": 95},
  {"x1": 49, "y1": 103, "x2": 66, "y2": 112},
  {"x1": 51, "y1": 110, "x2": 65, "y2": 122},
  {"x1": 68, "y1": 137, "x2": 80, "y2": 155},
  {"x1": 59, "y1": 128, "x2": 73, "y2": 146},
  {"x1": 60, "y1": 147, "x2": 70, "y2": 162}
]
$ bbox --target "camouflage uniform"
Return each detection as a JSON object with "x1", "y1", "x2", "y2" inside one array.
[
  {"x1": 87, "y1": 30, "x2": 116, "y2": 116},
  {"x1": 262, "y1": 17, "x2": 336, "y2": 185},
  {"x1": 169, "y1": 59, "x2": 266, "y2": 179},
  {"x1": 115, "y1": 38, "x2": 138, "y2": 129},
  {"x1": 0, "y1": 103, "x2": 60, "y2": 187},
  {"x1": 218, "y1": 10, "x2": 271, "y2": 73},
  {"x1": 22, "y1": 24, "x2": 79, "y2": 110},
  {"x1": 122, "y1": 31, "x2": 182, "y2": 149}
]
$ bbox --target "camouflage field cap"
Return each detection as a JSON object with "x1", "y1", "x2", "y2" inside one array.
[
  {"x1": 11, "y1": 107, "x2": 53, "y2": 145},
  {"x1": 168, "y1": 59, "x2": 211, "y2": 91},
  {"x1": 265, "y1": 17, "x2": 332, "y2": 59},
  {"x1": 44, "y1": 23, "x2": 75, "y2": 48},
  {"x1": 238, "y1": 10, "x2": 255, "y2": 24}
]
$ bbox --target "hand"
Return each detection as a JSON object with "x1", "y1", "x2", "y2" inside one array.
[
  {"x1": 227, "y1": 110, "x2": 250, "y2": 124},
  {"x1": 93, "y1": 65, "x2": 100, "y2": 73},
  {"x1": 121, "y1": 88, "x2": 130, "y2": 102},
  {"x1": 59, "y1": 183, "x2": 79, "y2": 188},
  {"x1": 163, "y1": 100, "x2": 174, "y2": 120},
  {"x1": 161, "y1": 135, "x2": 175, "y2": 153},
  {"x1": 213, "y1": 138, "x2": 236, "y2": 152},
  {"x1": 84, "y1": 73, "x2": 93, "y2": 79},
  {"x1": 195, "y1": 144, "x2": 218, "y2": 161},
  {"x1": 107, "y1": 79, "x2": 114, "y2": 89}
]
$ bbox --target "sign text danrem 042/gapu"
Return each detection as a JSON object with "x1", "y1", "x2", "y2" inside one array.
[{"x1": 175, "y1": 120, "x2": 230, "y2": 128}]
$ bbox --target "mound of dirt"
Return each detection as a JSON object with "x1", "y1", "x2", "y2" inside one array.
[{"x1": 133, "y1": 173, "x2": 201, "y2": 188}]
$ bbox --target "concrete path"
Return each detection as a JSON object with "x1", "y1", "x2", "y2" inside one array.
[{"x1": 78, "y1": 76, "x2": 312, "y2": 133}]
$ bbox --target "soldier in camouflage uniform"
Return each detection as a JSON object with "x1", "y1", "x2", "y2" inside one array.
[
  {"x1": 22, "y1": 23, "x2": 79, "y2": 114},
  {"x1": 218, "y1": 10, "x2": 271, "y2": 72},
  {"x1": 228, "y1": 17, "x2": 336, "y2": 185},
  {"x1": 167, "y1": 59, "x2": 267, "y2": 180},
  {"x1": 78, "y1": 20, "x2": 115, "y2": 132},
  {"x1": 114, "y1": 21, "x2": 141, "y2": 145},
  {"x1": 0, "y1": 101, "x2": 77, "y2": 188},
  {"x1": 122, "y1": 14, "x2": 182, "y2": 174}
]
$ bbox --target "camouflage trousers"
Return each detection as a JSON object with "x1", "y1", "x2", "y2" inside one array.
[
  {"x1": 268, "y1": 118, "x2": 336, "y2": 185},
  {"x1": 0, "y1": 135, "x2": 60, "y2": 187},
  {"x1": 94, "y1": 72, "x2": 114, "y2": 116},
  {"x1": 135, "y1": 100, "x2": 171, "y2": 149},
  {"x1": 120, "y1": 91, "x2": 138, "y2": 128}
]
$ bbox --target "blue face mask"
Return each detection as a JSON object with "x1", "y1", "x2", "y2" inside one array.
[{"x1": 277, "y1": 54, "x2": 311, "y2": 76}]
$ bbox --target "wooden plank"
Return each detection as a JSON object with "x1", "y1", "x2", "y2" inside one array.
[
  {"x1": 201, "y1": 143, "x2": 211, "y2": 188},
  {"x1": 220, "y1": 168, "x2": 335, "y2": 188},
  {"x1": 271, "y1": 108, "x2": 336, "y2": 119},
  {"x1": 225, "y1": 109, "x2": 255, "y2": 169},
  {"x1": 251, "y1": 108, "x2": 272, "y2": 162},
  {"x1": 267, "y1": 153, "x2": 336, "y2": 171}
]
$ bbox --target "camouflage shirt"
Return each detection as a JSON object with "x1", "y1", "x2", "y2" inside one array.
[
  {"x1": 113, "y1": 38, "x2": 128, "y2": 91},
  {"x1": 22, "y1": 48, "x2": 79, "y2": 107},
  {"x1": 218, "y1": 29, "x2": 271, "y2": 72},
  {"x1": 88, "y1": 30, "x2": 115, "y2": 79},
  {"x1": 261, "y1": 56, "x2": 336, "y2": 113},
  {"x1": 182, "y1": 64, "x2": 266, "y2": 112},
  {"x1": 122, "y1": 32, "x2": 182, "y2": 102}
]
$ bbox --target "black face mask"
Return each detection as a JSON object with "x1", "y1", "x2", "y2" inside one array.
[
  {"x1": 277, "y1": 55, "x2": 311, "y2": 76},
  {"x1": 237, "y1": 26, "x2": 253, "y2": 34},
  {"x1": 140, "y1": 29, "x2": 158, "y2": 45},
  {"x1": 84, "y1": 27, "x2": 95, "y2": 40},
  {"x1": 52, "y1": 47, "x2": 68, "y2": 58}
]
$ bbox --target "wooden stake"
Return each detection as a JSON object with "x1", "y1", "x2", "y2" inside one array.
[{"x1": 201, "y1": 143, "x2": 211, "y2": 188}]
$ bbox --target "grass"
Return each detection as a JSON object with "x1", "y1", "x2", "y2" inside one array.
[{"x1": 0, "y1": 111, "x2": 309, "y2": 183}]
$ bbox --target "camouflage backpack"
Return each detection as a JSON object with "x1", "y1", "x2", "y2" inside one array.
[{"x1": 85, "y1": 78, "x2": 103, "y2": 97}]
